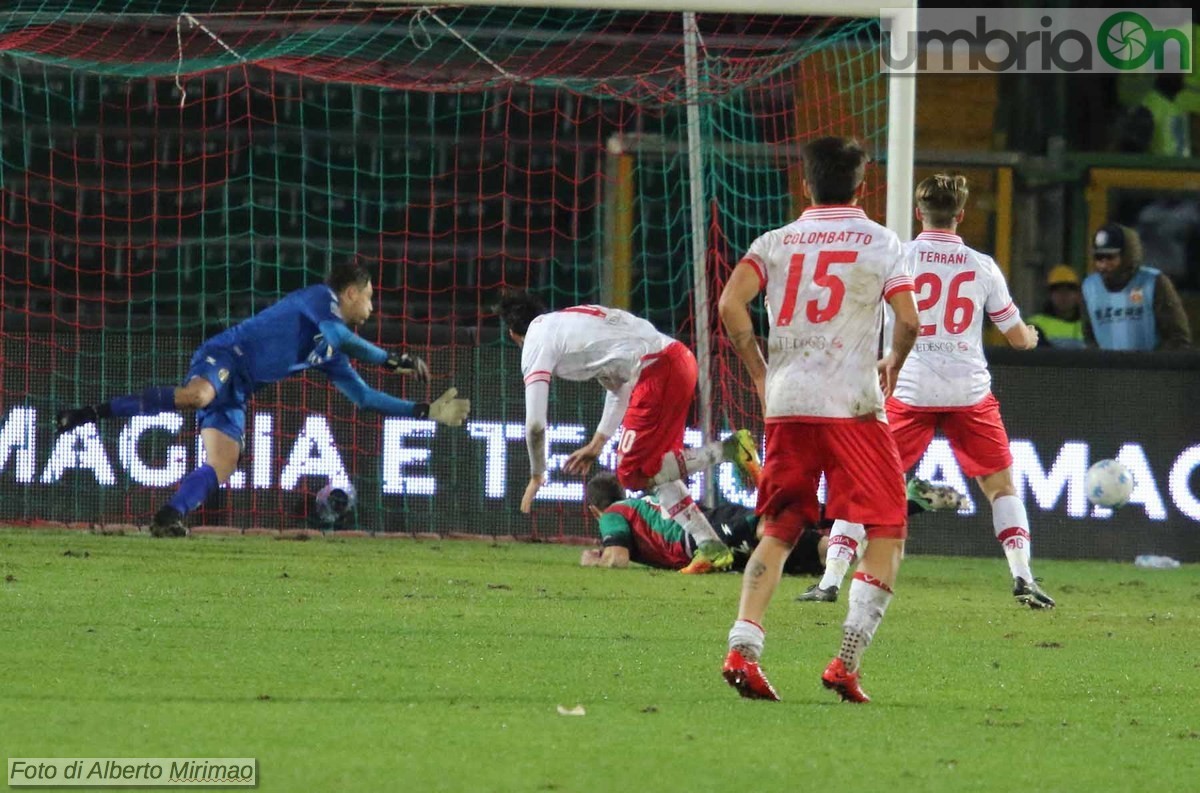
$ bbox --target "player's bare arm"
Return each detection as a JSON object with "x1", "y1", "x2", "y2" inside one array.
[
  {"x1": 880, "y1": 290, "x2": 919, "y2": 397},
  {"x1": 1003, "y1": 323, "x2": 1039, "y2": 350},
  {"x1": 564, "y1": 432, "x2": 609, "y2": 475},
  {"x1": 521, "y1": 422, "x2": 547, "y2": 513},
  {"x1": 565, "y1": 380, "x2": 631, "y2": 475},
  {"x1": 579, "y1": 546, "x2": 631, "y2": 568},
  {"x1": 718, "y1": 261, "x2": 768, "y2": 408}
]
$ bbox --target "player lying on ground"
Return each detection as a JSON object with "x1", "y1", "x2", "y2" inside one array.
[
  {"x1": 800, "y1": 175, "x2": 1054, "y2": 610},
  {"x1": 719, "y1": 136, "x2": 920, "y2": 704},
  {"x1": 579, "y1": 469, "x2": 826, "y2": 575},
  {"x1": 498, "y1": 290, "x2": 760, "y2": 574},
  {"x1": 56, "y1": 263, "x2": 470, "y2": 537},
  {"x1": 580, "y1": 470, "x2": 964, "y2": 575},
  {"x1": 794, "y1": 477, "x2": 965, "y2": 601}
]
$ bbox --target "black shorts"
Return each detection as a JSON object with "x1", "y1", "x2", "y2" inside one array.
[{"x1": 700, "y1": 503, "x2": 824, "y2": 575}]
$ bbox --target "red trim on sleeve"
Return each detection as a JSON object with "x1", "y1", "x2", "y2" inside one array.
[
  {"x1": 741, "y1": 254, "x2": 767, "y2": 289},
  {"x1": 987, "y1": 302, "x2": 1017, "y2": 321},
  {"x1": 523, "y1": 370, "x2": 552, "y2": 385},
  {"x1": 883, "y1": 276, "x2": 915, "y2": 300}
]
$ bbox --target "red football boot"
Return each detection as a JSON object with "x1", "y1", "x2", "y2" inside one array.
[
  {"x1": 722, "y1": 649, "x2": 781, "y2": 701},
  {"x1": 822, "y1": 657, "x2": 871, "y2": 703}
]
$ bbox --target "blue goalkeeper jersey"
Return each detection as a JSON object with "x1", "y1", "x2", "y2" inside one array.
[
  {"x1": 196, "y1": 284, "x2": 416, "y2": 418},
  {"x1": 206, "y1": 284, "x2": 359, "y2": 388}
]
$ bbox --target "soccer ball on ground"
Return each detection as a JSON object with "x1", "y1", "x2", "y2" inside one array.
[
  {"x1": 315, "y1": 483, "x2": 357, "y2": 528},
  {"x1": 1085, "y1": 459, "x2": 1134, "y2": 508}
]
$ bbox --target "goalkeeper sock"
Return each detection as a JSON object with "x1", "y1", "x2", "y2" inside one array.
[
  {"x1": 728, "y1": 619, "x2": 765, "y2": 662},
  {"x1": 839, "y1": 572, "x2": 894, "y2": 672},
  {"x1": 102, "y1": 386, "x2": 177, "y2": 418},
  {"x1": 649, "y1": 443, "x2": 725, "y2": 486},
  {"x1": 654, "y1": 479, "x2": 721, "y2": 545},
  {"x1": 992, "y1": 495, "x2": 1033, "y2": 582},
  {"x1": 819, "y1": 520, "x2": 864, "y2": 591},
  {"x1": 166, "y1": 464, "x2": 219, "y2": 516}
]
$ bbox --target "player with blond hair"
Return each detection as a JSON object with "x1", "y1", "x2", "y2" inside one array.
[{"x1": 803, "y1": 174, "x2": 1054, "y2": 609}]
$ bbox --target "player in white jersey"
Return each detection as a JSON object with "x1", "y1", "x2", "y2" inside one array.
[
  {"x1": 807, "y1": 174, "x2": 1054, "y2": 610},
  {"x1": 718, "y1": 137, "x2": 920, "y2": 704},
  {"x1": 497, "y1": 291, "x2": 762, "y2": 574}
]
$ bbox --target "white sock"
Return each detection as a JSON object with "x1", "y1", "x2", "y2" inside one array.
[
  {"x1": 728, "y1": 619, "x2": 765, "y2": 661},
  {"x1": 992, "y1": 495, "x2": 1033, "y2": 582},
  {"x1": 655, "y1": 479, "x2": 720, "y2": 545},
  {"x1": 650, "y1": 442, "x2": 725, "y2": 486},
  {"x1": 839, "y1": 572, "x2": 894, "y2": 672},
  {"x1": 819, "y1": 520, "x2": 865, "y2": 590}
]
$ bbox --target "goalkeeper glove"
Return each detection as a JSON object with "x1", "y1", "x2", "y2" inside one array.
[
  {"x1": 385, "y1": 351, "x2": 430, "y2": 382},
  {"x1": 416, "y1": 387, "x2": 470, "y2": 427}
]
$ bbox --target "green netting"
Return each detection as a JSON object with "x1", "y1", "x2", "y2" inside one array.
[{"x1": 0, "y1": 6, "x2": 887, "y2": 535}]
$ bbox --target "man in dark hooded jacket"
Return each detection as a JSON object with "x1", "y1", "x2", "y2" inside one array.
[{"x1": 1081, "y1": 223, "x2": 1192, "y2": 351}]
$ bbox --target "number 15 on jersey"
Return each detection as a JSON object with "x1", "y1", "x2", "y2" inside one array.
[{"x1": 777, "y1": 251, "x2": 857, "y2": 326}]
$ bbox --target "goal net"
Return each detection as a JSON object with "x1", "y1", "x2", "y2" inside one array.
[{"x1": 0, "y1": 2, "x2": 901, "y2": 537}]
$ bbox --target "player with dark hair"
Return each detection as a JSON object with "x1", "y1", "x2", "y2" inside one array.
[
  {"x1": 498, "y1": 289, "x2": 761, "y2": 574},
  {"x1": 580, "y1": 470, "x2": 825, "y2": 575},
  {"x1": 581, "y1": 470, "x2": 963, "y2": 574},
  {"x1": 718, "y1": 135, "x2": 920, "y2": 703},
  {"x1": 55, "y1": 263, "x2": 470, "y2": 537}
]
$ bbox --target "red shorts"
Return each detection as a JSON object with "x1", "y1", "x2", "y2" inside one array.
[
  {"x1": 757, "y1": 418, "x2": 908, "y2": 544},
  {"x1": 886, "y1": 394, "x2": 1013, "y2": 478},
  {"x1": 615, "y1": 342, "x2": 697, "y2": 488}
]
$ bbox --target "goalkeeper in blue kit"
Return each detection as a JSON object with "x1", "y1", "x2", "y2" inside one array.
[{"x1": 55, "y1": 263, "x2": 470, "y2": 537}]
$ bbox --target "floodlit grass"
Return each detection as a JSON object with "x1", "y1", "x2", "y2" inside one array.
[{"x1": 1, "y1": 528, "x2": 1198, "y2": 792}]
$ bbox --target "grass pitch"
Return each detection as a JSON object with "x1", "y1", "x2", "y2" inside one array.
[{"x1": 1, "y1": 528, "x2": 1198, "y2": 792}]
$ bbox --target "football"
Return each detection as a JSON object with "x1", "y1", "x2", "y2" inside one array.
[
  {"x1": 1085, "y1": 459, "x2": 1134, "y2": 508},
  {"x1": 315, "y1": 483, "x2": 357, "y2": 527}
]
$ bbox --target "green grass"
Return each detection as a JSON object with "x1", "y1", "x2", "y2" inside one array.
[{"x1": 1, "y1": 528, "x2": 1198, "y2": 792}]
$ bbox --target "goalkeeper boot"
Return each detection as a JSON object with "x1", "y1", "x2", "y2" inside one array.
[
  {"x1": 54, "y1": 406, "x2": 100, "y2": 436},
  {"x1": 150, "y1": 505, "x2": 187, "y2": 538},
  {"x1": 1013, "y1": 577, "x2": 1055, "y2": 610},
  {"x1": 906, "y1": 477, "x2": 967, "y2": 512},
  {"x1": 796, "y1": 583, "x2": 839, "y2": 603},
  {"x1": 723, "y1": 648, "x2": 780, "y2": 701},
  {"x1": 680, "y1": 540, "x2": 734, "y2": 575},
  {"x1": 723, "y1": 429, "x2": 762, "y2": 490},
  {"x1": 821, "y1": 657, "x2": 870, "y2": 704}
]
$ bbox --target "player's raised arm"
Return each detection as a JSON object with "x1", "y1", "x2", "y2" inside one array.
[
  {"x1": 316, "y1": 320, "x2": 430, "y2": 382},
  {"x1": 324, "y1": 358, "x2": 469, "y2": 426},
  {"x1": 718, "y1": 258, "x2": 769, "y2": 409}
]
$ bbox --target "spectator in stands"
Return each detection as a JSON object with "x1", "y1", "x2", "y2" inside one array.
[
  {"x1": 1082, "y1": 223, "x2": 1192, "y2": 350},
  {"x1": 1028, "y1": 265, "x2": 1085, "y2": 349},
  {"x1": 1124, "y1": 74, "x2": 1192, "y2": 157}
]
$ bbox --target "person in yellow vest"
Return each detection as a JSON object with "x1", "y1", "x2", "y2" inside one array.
[
  {"x1": 1140, "y1": 74, "x2": 1191, "y2": 157},
  {"x1": 1028, "y1": 265, "x2": 1085, "y2": 349}
]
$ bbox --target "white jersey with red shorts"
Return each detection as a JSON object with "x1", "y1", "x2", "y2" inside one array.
[
  {"x1": 886, "y1": 230, "x2": 1026, "y2": 478},
  {"x1": 739, "y1": 205, "x2": 914, "y2": 539},
  {"x1": 520, "y1": 305, "x2": 695, "y2": 488}
]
